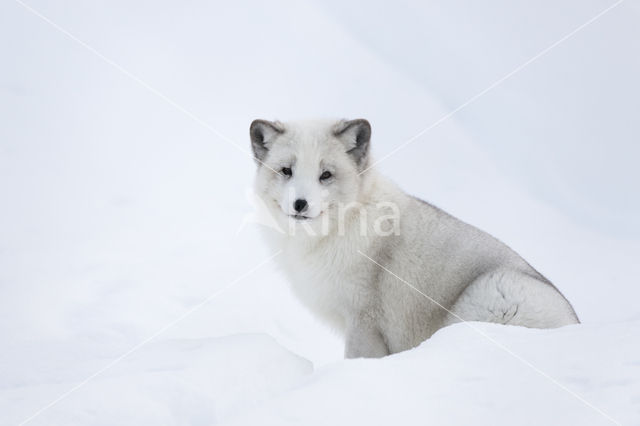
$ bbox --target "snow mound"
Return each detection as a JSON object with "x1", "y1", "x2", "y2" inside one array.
[
  {"x1": 225, "y1": 322, "x2": 640, "y2": 426},
  {"x1": 0, "y1": 334, "x2": 312, "y2": 425}
]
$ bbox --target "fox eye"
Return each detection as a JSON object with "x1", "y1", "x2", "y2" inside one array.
[
  {"x1": 281, "y1": 167, "x2": 292, "y2": 177},
  {"x1": 319, "y1": 171, "x2": 332, "y2": 181}
]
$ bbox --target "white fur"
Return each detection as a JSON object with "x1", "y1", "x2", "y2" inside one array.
[{"x1": 252, "y1": 119, "x2": 579, "y2": 358}]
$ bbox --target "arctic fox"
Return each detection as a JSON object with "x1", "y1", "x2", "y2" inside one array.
[{"x1": 250, "y1": 118, "x2": 579, "y2": 358}]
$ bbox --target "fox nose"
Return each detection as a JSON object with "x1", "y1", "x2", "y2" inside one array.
[{"x1": 293, "y1": 199, "x2": 308, "y2": 213}]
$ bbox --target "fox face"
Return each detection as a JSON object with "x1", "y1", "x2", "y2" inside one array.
[{"x1": 251, "y1": 119, "x2": 371, "y2": 236}]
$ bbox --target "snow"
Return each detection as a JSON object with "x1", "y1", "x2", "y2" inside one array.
[
  {"x1": 1, "y1": 334, "x2": 312, "y2": 425},
  {"x1": 227, "y1": 322, "x2": 640, "y2": 426},
  {"x1": 1, "y1": 0, "x2": 639, "y2": 425}
]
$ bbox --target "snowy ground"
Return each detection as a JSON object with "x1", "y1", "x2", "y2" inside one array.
[{"x1": 1, "y1": 1, "x2": 639, "y2": 425}]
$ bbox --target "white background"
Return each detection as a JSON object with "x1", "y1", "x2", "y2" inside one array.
[{"x1": 1, "y1": 1, "x2": 639, "y2": 425}]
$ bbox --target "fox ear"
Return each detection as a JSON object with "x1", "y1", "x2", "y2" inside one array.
[
  {"x1": 333, "y1": 119, "x2": 371, "y2": 169},
  {"x1": 250, "y1": 119, "x2": 284, "y2": 164}
]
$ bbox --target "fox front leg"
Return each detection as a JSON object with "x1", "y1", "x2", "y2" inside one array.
[{"x1": 344, "y1": 320, "x2": 389, "y2": 359}]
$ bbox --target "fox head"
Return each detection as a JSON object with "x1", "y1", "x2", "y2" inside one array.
[{"x1": 250, "y1": 118, "x2": 371, "y2": 236}]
